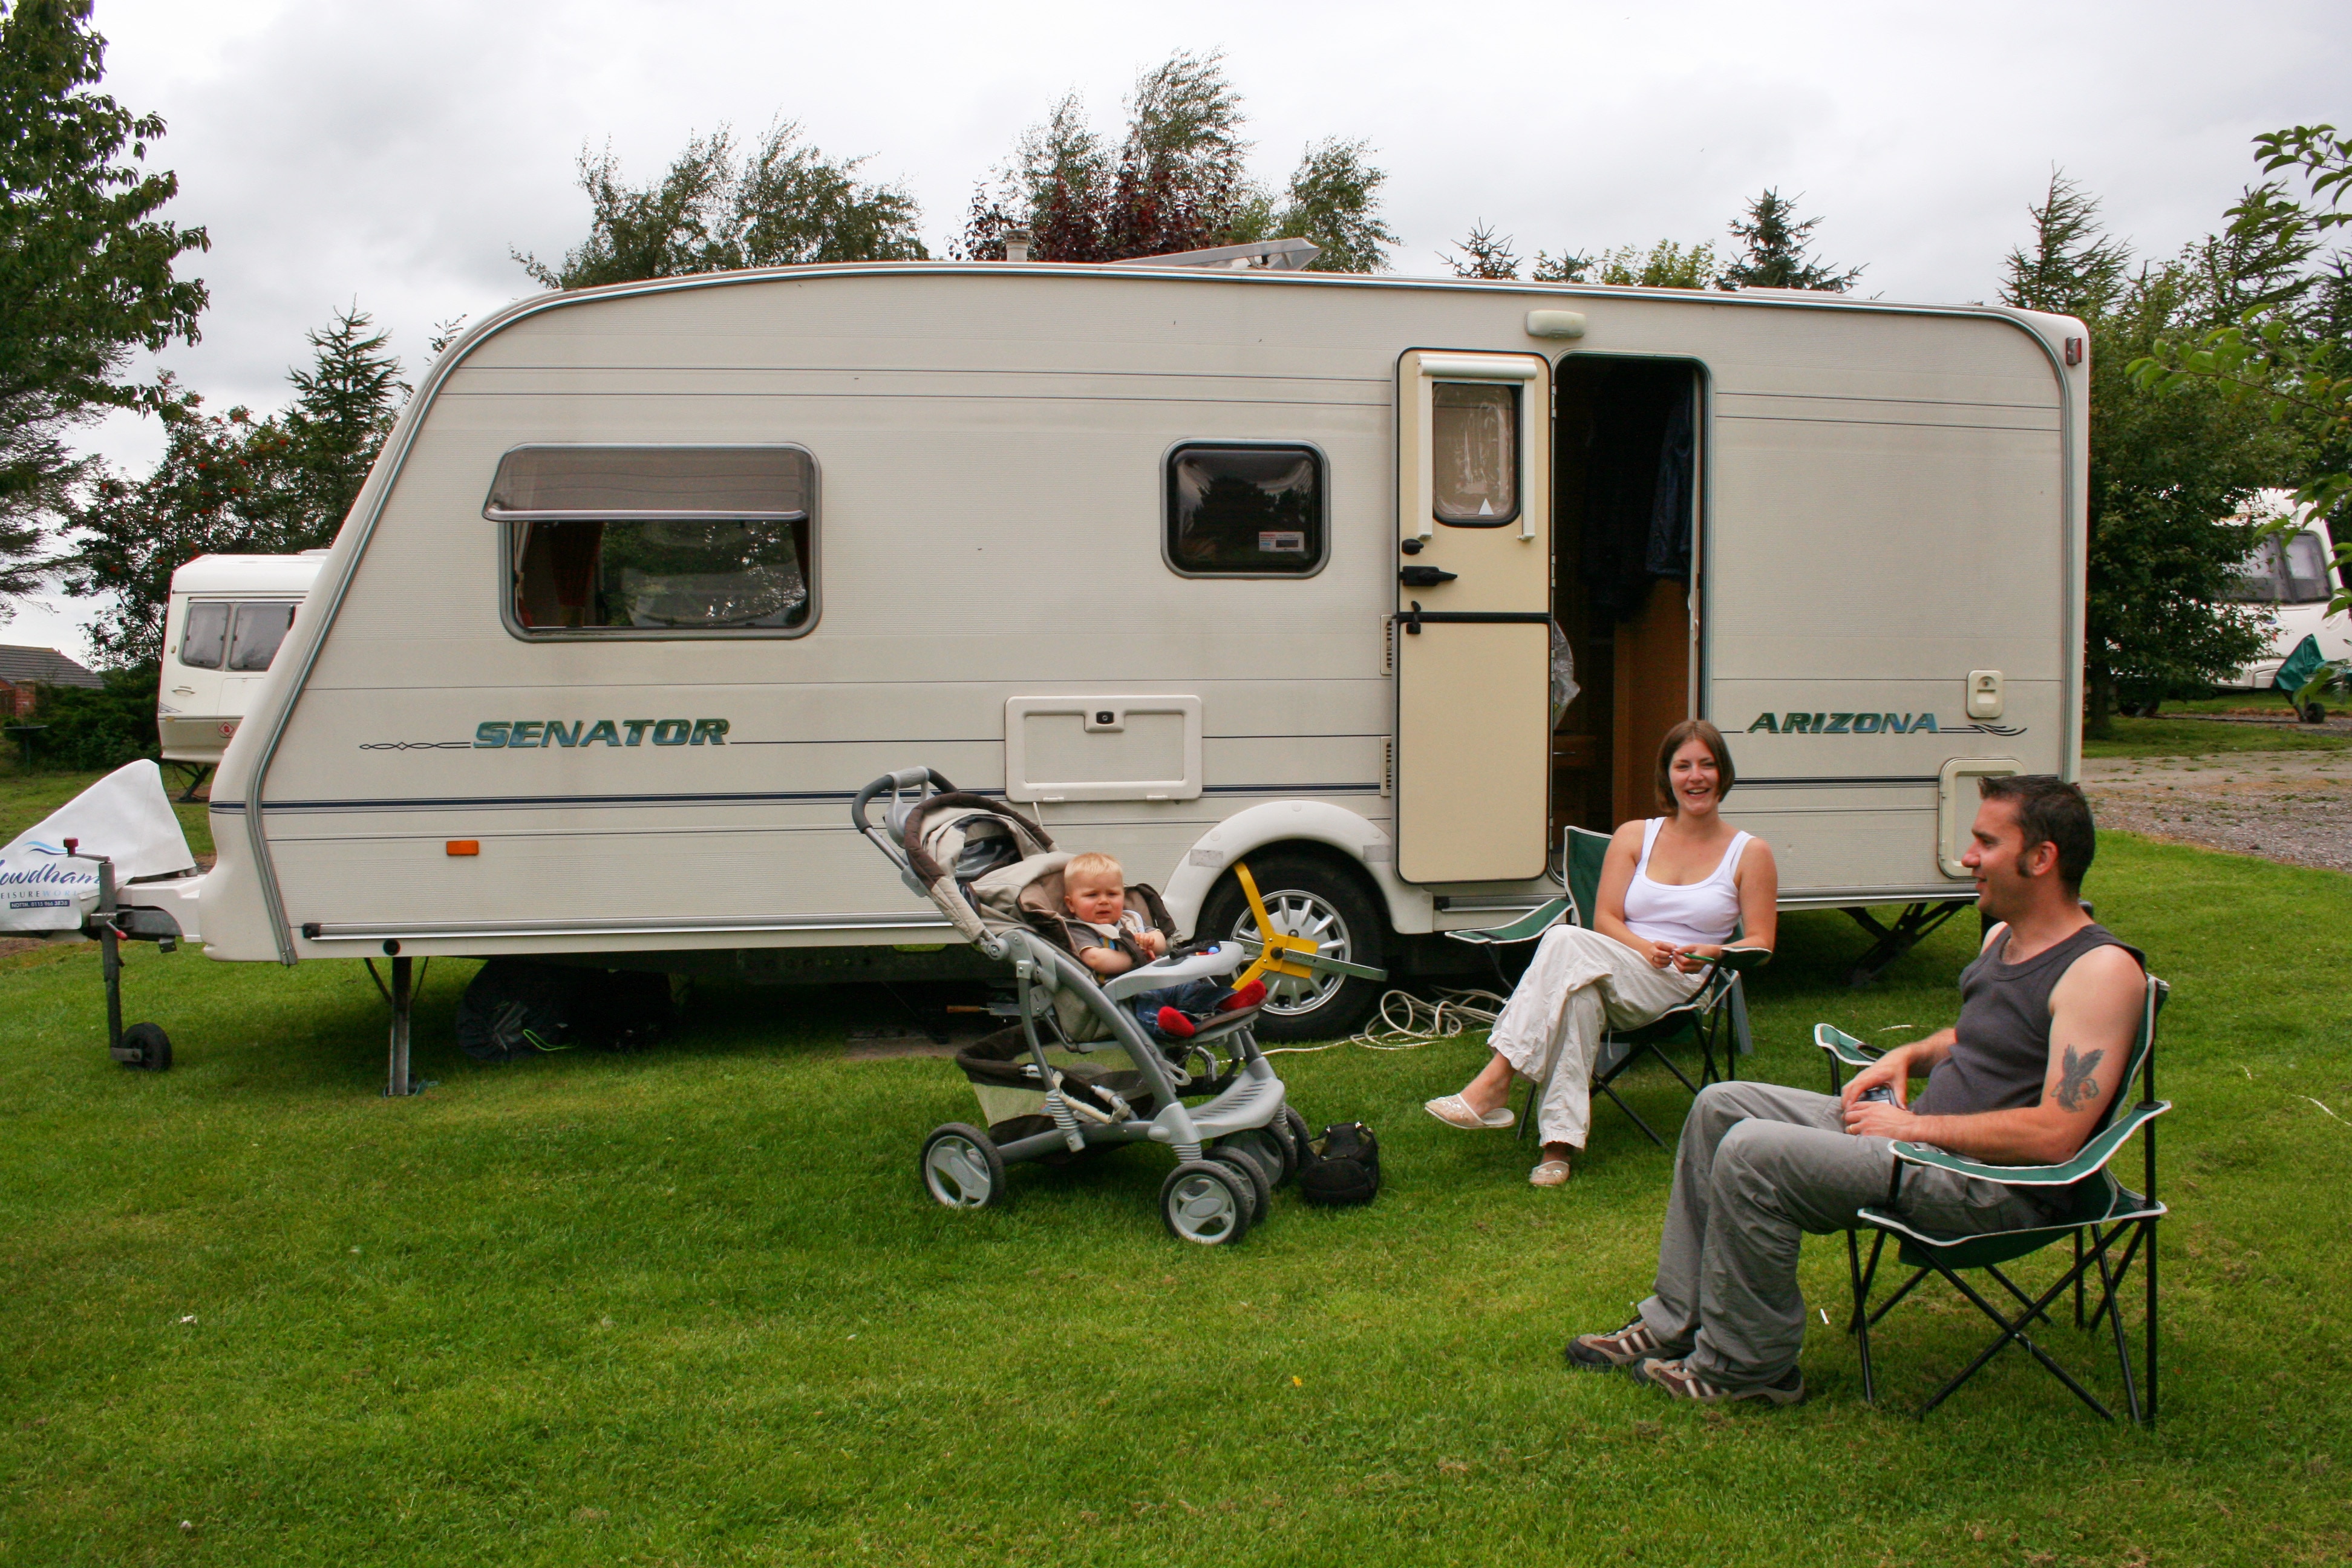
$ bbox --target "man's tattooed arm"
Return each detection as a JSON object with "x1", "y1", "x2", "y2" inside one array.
[{"x1": 2054, "y1": 1043, "x2": 2106, "y2": 1112}]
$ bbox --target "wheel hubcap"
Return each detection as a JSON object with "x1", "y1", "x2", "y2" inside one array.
[
  {"x1": 1229, "y1": 889, "x2": 1352, "y2": 1016},
  {"x1": 924, "y1": 1137, "x2": 991, "y2": 1207}
]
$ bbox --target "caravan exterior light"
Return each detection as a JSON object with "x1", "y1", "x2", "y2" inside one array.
[{"x1": 446, "y1": 840, "x2": 479, "y2": 857}]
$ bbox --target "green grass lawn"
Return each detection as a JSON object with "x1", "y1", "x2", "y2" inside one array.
[{"x1": 2, "y1": 834, "x2": 2347, "y2": 1566}]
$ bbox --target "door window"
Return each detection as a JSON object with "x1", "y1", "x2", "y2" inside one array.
[{"x1": 1432, "y1": 382, "x2": 1520, "y2": 526}]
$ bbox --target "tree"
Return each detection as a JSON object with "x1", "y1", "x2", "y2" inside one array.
[
  {"x1": 1595, "y1": 239, "x2": 1719, "y2": 289},
  {"x1": 958, "y1": 51, "x2": 1396, "y2": 272},
  {"x1": 1443, "y1": 221, "x2": 1521, "y2": 279},
  {"x1": 2002, "y1": 172, "x2": 2128, "y2": 322},
  {"x1": 1718, "y1": 189, "x2": 1860, "y2": 292},
  {"x1": 0, "y1": 0, "x2": 209, "y2": 618},
  {"x1": 515, "y1": 120, "x2": 925, "y2": 290},
  {"x1": 59, "y1": 310, "x2": 407, "y2": 669},
  {"x1": 2001, "y1": 178, "x2": 2280, "y2": 730},
  {"x1": 2132, "y1": 125, "x2": 2352, "y2": 616}
]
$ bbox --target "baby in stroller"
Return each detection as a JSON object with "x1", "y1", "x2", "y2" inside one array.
[{"x1": 1059, "y1": 851, "x2": 1266, "y2": 1039}]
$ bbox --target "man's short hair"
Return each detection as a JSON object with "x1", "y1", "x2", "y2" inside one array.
[
  {"x1": 1654, "y1": 719, "x2": 1736, "y2": 814},
  {"x1": 1978, "y1": 774, "x2": 2095, "y2": 891}
]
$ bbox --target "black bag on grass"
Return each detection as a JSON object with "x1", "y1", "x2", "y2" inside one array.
[
  {"x1": 1298, "y1": 1122, "x2": 1380, "y2": 1207},
  {"x1": 456, "y1": 960, "x2": 673, "y2": 1060}
]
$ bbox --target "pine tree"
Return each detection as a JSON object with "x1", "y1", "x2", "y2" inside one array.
[
  {"x1": 1999, "y1": 175, "x2": 2279, "y2": 729},
  {"x1": 1443, "y1": 222, "x2": 1520, "y2": 279},
  {"x1": 60, "y1": 311, "x2": 408, "y2": 668},
  {"x1": 2001, "y1": 172, "x2": 2128, "y2": 320},
  {"x1": 1718, "y1": 189, "x2": 1860, "y2": 292}
]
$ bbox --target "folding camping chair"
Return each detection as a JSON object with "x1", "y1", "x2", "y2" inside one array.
[
  {"x1": 1449, "y1": 825, "x2": 1759, "y2": 1148},
  {"x1": 1814, "y1": 975, "x2": 2171, "y2": 1423}
]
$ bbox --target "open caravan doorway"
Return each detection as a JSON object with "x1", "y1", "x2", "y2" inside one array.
[{"x1": 1550, "y1": 358, "x2": 1702, "y2": 841}]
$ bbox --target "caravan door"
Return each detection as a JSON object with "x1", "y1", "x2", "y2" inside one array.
[{"x1": 1393, "y1": 350, "x2": 1553, "y2": 884}]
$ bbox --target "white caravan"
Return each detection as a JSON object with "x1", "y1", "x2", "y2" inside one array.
[
  {"x1": 132, "y1": 260, "x2": 2088, "y2": 1039},
  {"x1": 2218, "y1": 497, "x2": 2347, "y2": 694},
  {"x1": 157, "y1": 553, "x2": 325, "y2": 766}
]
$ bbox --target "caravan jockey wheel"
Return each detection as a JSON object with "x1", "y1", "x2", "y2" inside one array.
[
  {"x1": 1201, "y1": 855, "x2": 1385, "y2": 1043},
  {"x1": 116, "y1": 1022, "x2": 172, "y2": 1073},
  {"x1": 921, "y1": 1124, "x2": 1005, "y2": 1209}
]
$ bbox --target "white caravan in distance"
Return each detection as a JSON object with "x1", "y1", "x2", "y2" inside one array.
[
  {"x1": 121, "y1": 256, "x2": 2090, "y2": 1038},
  {"x1": 2219, "y1": 495, "x2": 2347, "y2": 696},
  {"x1": 157, "y1": 553, "x2": 325, "y2": 769}
]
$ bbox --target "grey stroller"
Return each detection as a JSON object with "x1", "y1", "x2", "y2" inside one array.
[{"x1": 854, "y1": 768, "x2": 1316, "y2": 1245}]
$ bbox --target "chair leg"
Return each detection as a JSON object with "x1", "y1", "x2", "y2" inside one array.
[
  {"x1": 2094, "y1": 1224, "x2": 2142, "y2": 1425},
  {"x1": 1919, "y1": 1263, "x2": 2115, "y2": 1422},
  {"x1": 1865, "y1": 1264, "x2": 1929, "y2": 1331},
  {"x1": 1845, "y1": 1230, "x2": 1876, "y2": 1405},
  {"x1": 1518, "y1": 1074, "x2": 1539, "y2": 1143},
  {"x1": 2145, "y1": 1218, "x2": 2160, "y2": 1427},
  {"x1": 2074, "y1": 1229, "x2": 2085, "y2": 1328}
]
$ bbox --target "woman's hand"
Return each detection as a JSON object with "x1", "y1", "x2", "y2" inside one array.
[
  {"x1": 1668, "y1": 943, "x2": 1721, "y2": 974},
  {"x1": 1643, "y1": 938, "x2": 1680, "y2": 969}
]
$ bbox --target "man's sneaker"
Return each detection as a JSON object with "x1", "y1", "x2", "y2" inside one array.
[
  {"x1": 1631, "y1": 1357, "x2": 1805, "y2": 1406},
  {"x1": 1564, "y1": 1318, "x2": 1690, "y2": 1371}
]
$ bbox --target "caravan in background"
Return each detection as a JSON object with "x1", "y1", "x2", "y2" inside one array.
[{"x1": 157, "y1": 553, "x2": 325, "y2": 767}]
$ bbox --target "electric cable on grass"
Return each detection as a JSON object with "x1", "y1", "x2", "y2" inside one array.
[{"x1": 1259, "y1": 987, "x2": 1511, "y2": 1054}]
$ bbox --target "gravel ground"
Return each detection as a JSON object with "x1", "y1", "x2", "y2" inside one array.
[{"x1": 2082, "y1": 752, "x2": 2352, "y2": 873}]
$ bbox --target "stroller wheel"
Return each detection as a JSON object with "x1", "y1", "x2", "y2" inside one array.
[
  {"x1": 921, "y1": 1123, "x2": 1007, "y2": 1209},
  {"x1": 1223, "y1": 1126, "x2": 1295, "y2": 1190},
  {"x1": 1160, "y1": 1160, "x2": 1253, "y2": 1246},
  {"x1": 1281, "y1": 1107, "x2": 1313, "y2": 1182},
  {"x1": 1207, "y1": 1145, "x2": 1273, "y2": 1226}
]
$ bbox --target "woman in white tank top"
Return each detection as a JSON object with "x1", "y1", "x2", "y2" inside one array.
[{"x1": 1426, "y1": 720, "x2": 1779, "y2": 1186}]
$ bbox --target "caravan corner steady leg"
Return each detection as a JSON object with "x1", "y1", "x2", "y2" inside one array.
[
  {"x1": 365, "y1": 947, "x2": 425, "y2": 1097},
  {"x1": 1840, "y1": 900, "x2": 1971, "y2": 989}
]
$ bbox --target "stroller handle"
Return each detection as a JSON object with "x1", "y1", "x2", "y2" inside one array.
[{"x1": 851, "y1": 768, "x2": 957, "y2": 835}]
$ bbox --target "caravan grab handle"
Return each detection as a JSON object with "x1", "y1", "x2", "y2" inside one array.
[{"x1": 851, "y1": 768, "x2": 958, "y2": 834}]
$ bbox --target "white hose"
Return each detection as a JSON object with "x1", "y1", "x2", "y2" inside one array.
[{"x1": 1259, "y1": 987, "x2": 1511, "y2": 1055}]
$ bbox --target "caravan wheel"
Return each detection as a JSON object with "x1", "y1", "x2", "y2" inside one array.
[{"x1": 1201, "y1": 855, "x2": 1385, "y2": 1043}]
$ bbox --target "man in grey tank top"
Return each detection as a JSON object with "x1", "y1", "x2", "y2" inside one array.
[{"x1": 1565, "y1": 776, "x2": 2147, "y2": 1405}]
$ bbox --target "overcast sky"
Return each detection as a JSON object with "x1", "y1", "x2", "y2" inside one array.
[{"x1": 8, "y1": 0, "x2": 2345, "y2": 655}]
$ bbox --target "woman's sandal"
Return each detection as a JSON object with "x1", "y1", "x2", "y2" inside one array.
[
  {"x1": 1424, "y1": 1093, "x2": 1514, "y2": 1131},
  {"x1": 1529, "y1": 1158, "x2": 1573, "y2": 1187}
]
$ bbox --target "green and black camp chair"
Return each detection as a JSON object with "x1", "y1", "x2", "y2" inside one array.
[
  {"x1": 1451, "y1": 825, "x2": 1761, "y2": 1148},
  {"x1": 1814, "y1": 974, "x2": 2171, "y2": 1423}
]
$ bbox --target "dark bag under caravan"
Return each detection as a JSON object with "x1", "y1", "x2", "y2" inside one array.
[
  {"x1": 456, "y1": 959, "x2": 673, "y2": 1060},
  {"x1": 1298, "y1": 1122, "x2": 1381, "y2": 1207}
]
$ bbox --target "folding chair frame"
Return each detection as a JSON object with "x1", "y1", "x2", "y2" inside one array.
[{"x1": 1815, "y1": 976, "x2": 2170, "y2": 1425}]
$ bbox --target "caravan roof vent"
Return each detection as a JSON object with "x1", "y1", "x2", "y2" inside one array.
[
  {"x1": 1104, "y1": 237, "x2": 1321, "y2": 272},
  {"x1": 484, "y1": 445, "x2": 811, "y2": 522}
]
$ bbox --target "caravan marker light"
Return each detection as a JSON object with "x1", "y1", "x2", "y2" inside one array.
[{"x1": 446, "y1": 841, "x2": 480, "y2": 856}]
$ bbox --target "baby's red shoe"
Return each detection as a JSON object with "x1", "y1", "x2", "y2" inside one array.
[
  {"x1": 1156, "y1": 1006, "x2": 1198, "y2": 1039},
  {"x1": 1218, "y1": 979, "x2": 1267, "y2": 1013}
]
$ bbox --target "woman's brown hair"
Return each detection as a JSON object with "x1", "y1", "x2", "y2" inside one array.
[{"x1": 1655, "y1": 719, "x2": 1735, "y2": 814}]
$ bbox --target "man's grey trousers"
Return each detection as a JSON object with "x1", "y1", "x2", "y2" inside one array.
[{"x1": 1635, "y1": 1080, "x2": 2050, "y2": 1387}]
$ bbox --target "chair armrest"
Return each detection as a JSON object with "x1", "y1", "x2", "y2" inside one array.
[
  {"x1": 1714, "y1": 946, "x2": 1771, "y2": 975},
  {"x1": 1442, "y1": 897, "x2": 1572, "y2": 947},
  {"x1": 1889, "y1": 1100, "x2": 2172, "y2": 1187},
  {"x1": 1812, "y1": 1022, "x2": 1881, "y2": 1069}
]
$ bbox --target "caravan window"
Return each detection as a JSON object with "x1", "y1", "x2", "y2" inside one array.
[
  {"x1": 1431, "y1": 382, "x2": 1519, "y2": 526},
  {"x1": 2283, "y1": 529, "x2": 2333, "y2": 603},
  {"x1": 227, "y1": 603, "x2": 297, "y2": 670},
  {"x1": 179, "y1": 603, "x2": 230, "y2": 669},
  {"x1": 1164, "y1": 444, "x2": 1325, "y2": 577},
  {"x1": 488, "y1": 445, "x2": 817, "y2": 638}
]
